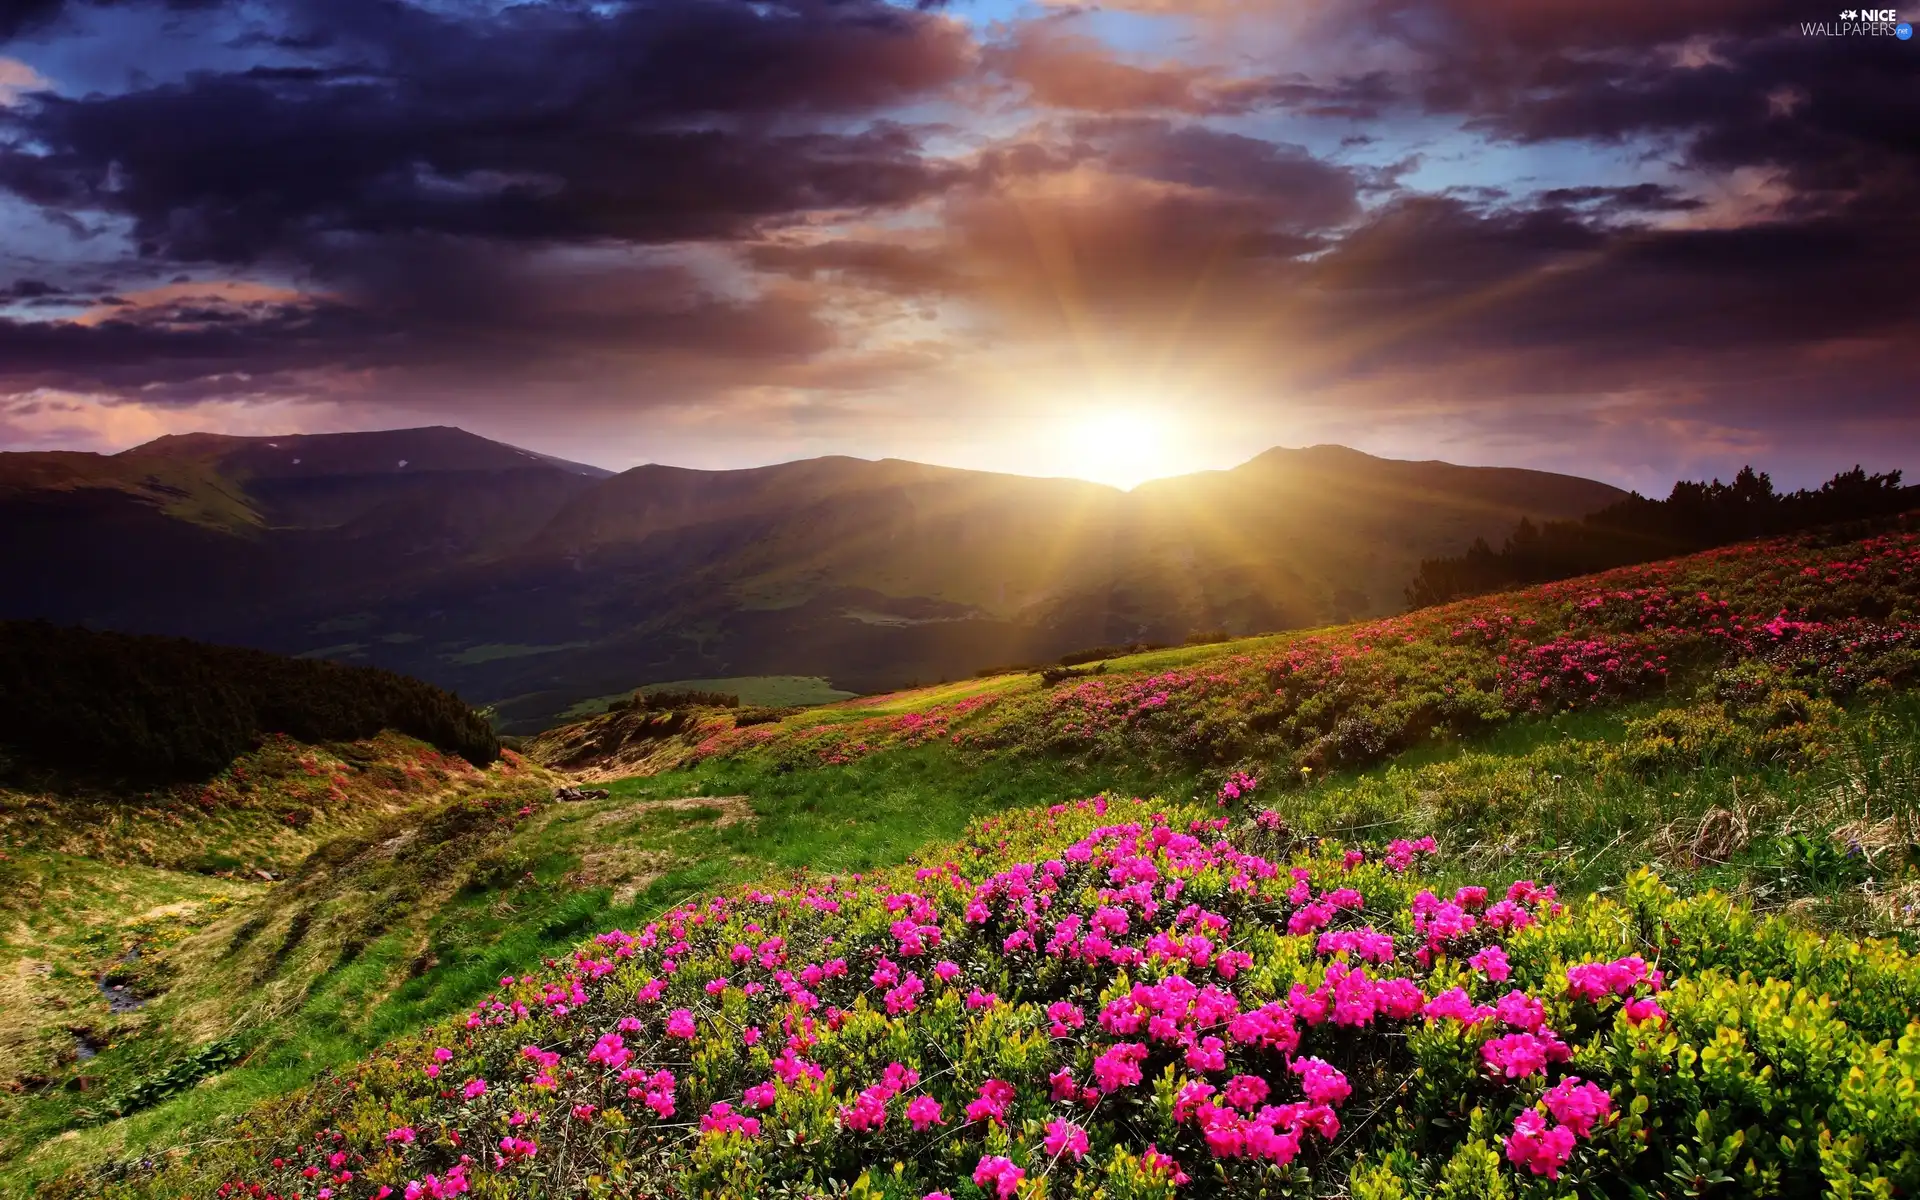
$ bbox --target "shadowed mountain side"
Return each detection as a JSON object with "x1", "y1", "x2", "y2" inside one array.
[{"x1": 0, "y1": 428, "x2": 610, "y2": 636}]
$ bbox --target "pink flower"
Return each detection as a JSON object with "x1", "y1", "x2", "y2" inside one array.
[
  {"x1": 1045, "y1": 1000, "x2": 1085, "y2": 1037},
  {"x1": 1222, "y1": 1074, "x2": 1269, "y2": 1111},
  {"x1": 1092, "y1": 1042, "x2": 1147, "y2": 1093},
  {"x1": 1543, "y1": 1077, "x2": 1613, "y2": 1138},
  {"x1": 1505, "y1": 1110, "x2": 1576, "y2": 1179},
  {"x1": 972, "y1": 1155, "x2": 1026, "y2": 1198},
  {"x1": 1141, "y1": 1144, "x2": 1190, "y2": 1185},
  {"x1": 1290, "y1": 1057, "x2": 1352, "y2": 1107},
  {"x1": 1383, "y1": 836, "x2": 1437, "y2": 872},
  {"x1": 1481, "y1": 1031, "x2": 1571, "y2": 1079},
  {"x1": 462, "y1": 1077, "x2": 487, "y2": 1099},
  {"x1": 965, "y1": 1079, "x2": 1016, "y2": 1125},
  {"x1": 1623, "y1": 996, "x2": 1668, "y2": 1026},
  {"x1": 665, "y1": 1008, "x2": 698, "y2": 1039},
  {"x1": 1043, "y1": 1119, "x2": 1090, "y2": 1161},
  {"x1": 1423, "y1": 987, "x2": 1493, "y2": 1026},
  {"x1": 744, "y1": 1082, "x2": 778, "y2": 1109},
  {"x1": 1567, "y1": 956, "x2": 1654, "y2": 1002},
  {"x1": 431, "y1": 1048, "x2": 453, "y2": 1063},
  {"x1": 701, "y1": 1101, "x2": 762, "y2": 1137},
  {"x1": 497, "y1": 1136, "x2": 538, "y2": 1162},
  {"x1": 1048, "y1": 1067, "x2": 1080, "y2": 1101},
  {"x1": 841, "y1": 1090, "x2": 888, "y2": 1132},
  {"x1": 385, "y1": 1126, "x2": 416, "y2": 1144},
  {"x1": 1316, "y1": 927, "x2": 1395, "y2": 963},
  {"x1": 906, "y1": 1094, "x2": 944, "y2": 1130},
  {"x1": 1494, "y1": 990, "x2": 1546, "y2": 1032},
  {"x1": 587, "y1": 1032, "x2": 631, "y2": 1069},
  {"x1": 1470, "y1": 944, "x2": 1511, "y2": 982}
]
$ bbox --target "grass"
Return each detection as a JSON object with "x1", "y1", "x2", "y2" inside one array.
[
  {"x1": 443, "y1": 641, "x2": 591, "y2": 666},
  {"x1": 807, "y1": 673, "x2": 1034, "y2": 719},
  {"x1": 0, "y1": 741, "x2": 1182, "y2": 1192},
  {"x1": 1260, "y1": 692, "x2": 1920, "y2": 939}
]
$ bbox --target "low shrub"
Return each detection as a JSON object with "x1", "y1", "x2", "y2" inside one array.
[
  {"x1": 641, "y1": 689, "x2": 741, "y2": 710},
  {"x1": 1060, "y1": 642, "x2": 1168, "y2": 667},
  {"x1": 95, "y1": 792, "x2": 1920, "y2": 1199},
  {"x1": 1040, "y1": 663, "x2": 1107, "y2": 686},
  {"x1": 736, "y1": 705, "x2": 803, "y2": 727}
]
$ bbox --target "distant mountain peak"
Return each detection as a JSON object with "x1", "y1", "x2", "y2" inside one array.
[{"x1": 118, "y1": 425, "x2": 612, "y2": 479}]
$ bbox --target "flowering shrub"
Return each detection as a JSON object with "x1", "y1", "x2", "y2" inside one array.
[
  {"x1": 111, "y1": 793, "x2": 1920, "y2": 1199},
  {"x1": 588, "y1": 524, "x2": 1920, "y2": 784}
]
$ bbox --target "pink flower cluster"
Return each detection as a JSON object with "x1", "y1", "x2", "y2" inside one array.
[
  {"x1": 972, "y1": 1155, "x2": 1025, "y2": 1198},
  {"x1": 621, "y1": 1068, "x2": 676, "y2": 1117},
  {"x1": 1171, "y1": 1056, "x2": 1352, "y2": 1164},
  {"x1": 1042, "y1": 1118, "x2": 1089, "y2": 1160},
  {"x1": 1506, "y1": 1078, "x2": 1613, "y2": 1179},
  {"x1": 1565, "y1": 955, "x2": 1663, "y2": 1002},
  {"x1": 399, "y1": 1164, "x2": 468, "y2": 1199},
  {"x1": 701, "y1": 1101, "x2": 762, "y2": 1137},
  {"x1": 840, "y1": 1062, "x2": 923, "y2": 1132},
  {"x1": 964, "y1": 1079, "x2": 1017, "y2": 1125},
  {"x1": 495, "y1": 1136, "x2": 537, "y2": 1163},
  {"x1": 1216, "y1": 770, "x2": 1259, "y2": 805},
  {"x1": 1383, "y1": 836, "x2": 1437, "y2": 872}
]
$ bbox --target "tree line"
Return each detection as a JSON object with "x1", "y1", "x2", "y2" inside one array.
[
  {"x1": 0, "y1": 621, "x2": 500, "y2": 783},
  {"x1": 1406, "y1": 466, "x2": 1914, "y2": 609}
]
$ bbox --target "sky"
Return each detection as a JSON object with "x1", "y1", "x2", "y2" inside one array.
[{"x1": 0, "y1": 0, "x2": 1915, "y2": 491}]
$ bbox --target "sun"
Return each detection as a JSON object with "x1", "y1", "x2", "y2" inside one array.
[{"x1": 1061, "y1": 409, "x2": 1179, "y2": 490}]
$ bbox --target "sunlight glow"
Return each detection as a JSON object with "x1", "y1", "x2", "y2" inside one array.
[{"x1": 1060, "y1": 408, "x2": 1182, "y2": 490}]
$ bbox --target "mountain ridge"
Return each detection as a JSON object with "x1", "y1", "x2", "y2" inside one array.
[{"x1": 0, "y1": 427, "x2": 1628, "y2": 729}]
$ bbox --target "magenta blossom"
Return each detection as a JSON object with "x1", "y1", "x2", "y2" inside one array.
[
  {"x1": 972, "y1": 1155, "x2": 1025, "y2": 1199},
  {"x1": 1043, "y1": 1118, "x2": 1090, "y2": 1160}
]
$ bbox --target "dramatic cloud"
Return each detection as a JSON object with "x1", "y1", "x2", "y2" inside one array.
[{"x1": 0, "y1": 0, "x2": 1914, "y2": 485}]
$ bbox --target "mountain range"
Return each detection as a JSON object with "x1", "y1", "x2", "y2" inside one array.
[{"x1": 0, "y1": 426, "x2": 1626, "y2": 730}]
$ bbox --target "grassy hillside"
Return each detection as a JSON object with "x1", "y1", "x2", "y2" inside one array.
[
  {"x1": 0, "y1": 733, "x2": 526, "y2": 1179},
  {"x1": 9, "y1": 520, "x2": 1915, "y2": 1196},
  {"x1": 527, "y1": 520, "x2": 1920, "y2": 785}
]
